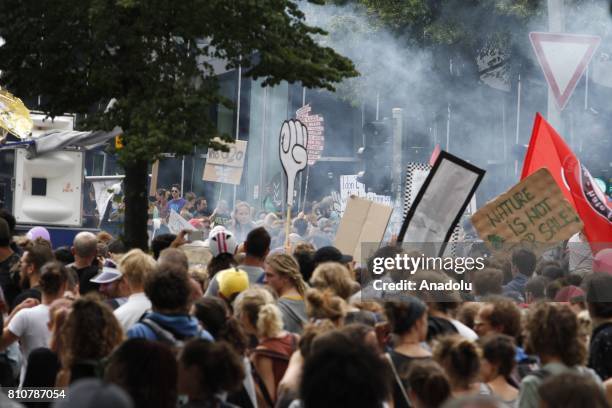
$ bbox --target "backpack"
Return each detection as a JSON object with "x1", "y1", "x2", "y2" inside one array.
[{"x1": 139, "y1": 317, "x2": 205, "y2": 348}]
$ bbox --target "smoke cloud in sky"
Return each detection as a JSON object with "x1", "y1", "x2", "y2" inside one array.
[{"x1": 300, "y1": 1, "x2": 612, "y2": 202}]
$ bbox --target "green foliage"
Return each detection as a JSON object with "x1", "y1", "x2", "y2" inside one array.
[
  {"x1": 0, "y1": 0, "x2": 357, "y2": 248},
  {"x1": 0, "y1": 0, "x2": 357, "y2": 165}
]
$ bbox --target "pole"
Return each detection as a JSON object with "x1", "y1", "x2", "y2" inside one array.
[
  {"x1": 284, "y1": 204, "x2": 292, "y2": 250},
  {"x1": 446, "y1": 103, "x2": 451, "y2": 151},
  {"x1": 298, "y1": 87, "x2": 306, "y2": 212},
  {"x1": 515, "y1": 74, "x2": 522, "y2": 177},
  {"x1": 233, "y1": 65, "x2": 242, "y2": 208},
  {"x1": 180, "y1": 155, "x2": 185, "y2": 194},
  {"x1": 391, "y1": 108, "x2": 403, "y2": 204},
  {"x1": 584, "y1": 64, "x2": 589, "y2": 110},
  {"x1": 376, "y1": 92, "x2": 380, "y2": 121},
  {"x1": 547, "y1": 0, "x2": 564, "y2": 132},
  {"x1": 259, "y1": 86, "x2": 268, "y2": 208},
  {"x1": 302, "y1": 166, "x2": 310, "y2": 213}
]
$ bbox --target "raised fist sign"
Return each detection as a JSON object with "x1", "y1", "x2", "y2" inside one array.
[{"x1": 279, "y1": 119, "x2": 308, "y2": 206}]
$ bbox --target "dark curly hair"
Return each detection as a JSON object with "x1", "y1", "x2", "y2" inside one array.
[
  {"x1": 525, "y1": 302, "x2": 586, "y2": 366},
  {"x1": 192, "y1": 297, "x2": 248, "y2": 355},
  {"x1": 478, "y1": 334, "x2": 516, "y2": 377},
  {"x1": 301, "y1": 331, "x2": 391, "y2": 408},
  {"x1": 105, "y1": 338, "x2": 177, "y2": 408},
  {"x1": 481, "y1": 295, "x2": 522, "y2": 338},
  {"x1": 145, "y1": 264, "x2": 191, "y2": 312},
  {"x1": 179, "y1": 339, "x2": 245, "y2": 397},
  {"x1": 60, "y1": 296, "x2": 123, "y2": 369}
]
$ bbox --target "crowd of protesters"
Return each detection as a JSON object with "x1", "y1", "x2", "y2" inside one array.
[{"x1": 0, "y1": 187, "x2": 610, "y2": 408}]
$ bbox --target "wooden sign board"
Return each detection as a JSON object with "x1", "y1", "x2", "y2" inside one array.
[
  {"x1": 334, "y1": 196, "x2": 393, "y2": 263},
  {"x1": 203, "y1": 139, "x2": 247, "y2": 185},
  {"x1": 471, "y1": 168, "x2": 583, "y2": 250}
]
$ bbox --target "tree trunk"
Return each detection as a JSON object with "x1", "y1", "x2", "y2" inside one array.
[{"x1": 123, "y1": 159, "x2": 149, "y2": 251}]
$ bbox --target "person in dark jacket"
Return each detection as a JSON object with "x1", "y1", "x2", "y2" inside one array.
[{"x1": 586, "y1": 273, "x2": 612, "y2": 381}]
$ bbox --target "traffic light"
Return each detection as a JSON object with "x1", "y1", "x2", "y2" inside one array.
[{"x1": 357, "y1": 120, "x2": 392, "y2": 195}]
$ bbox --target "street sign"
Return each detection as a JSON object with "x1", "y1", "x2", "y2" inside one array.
[{"x1": 529, "y1": 32, "x2": 601, "y2": 110}]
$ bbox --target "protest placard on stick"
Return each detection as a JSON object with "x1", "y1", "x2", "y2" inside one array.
[
  {"x1": 471, "y1": 168, "x2": 583, "y2": 251},
  {"x1": 334, "y1": 196, "x2": 393, "y2": 262},
  {"x1": 202, "y1": 139, "x2": 247, "y2": 185}
]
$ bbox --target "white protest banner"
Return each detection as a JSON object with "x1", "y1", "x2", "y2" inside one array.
[
  {"x1": 203, "y1": 139, "x2": 247, "y2": 185},
  {"x1": 168, "y1": 209, "x2": 196, "y2": 235},
  {"x1": 398, "y1": 151, "x2": 485, "y2": 257},
  {"x1": 296, "y1": 104, "x2": 324, "y2": 165},
  {"x1": 89, "y1": 177, "x2": 123, "y2": 226}
]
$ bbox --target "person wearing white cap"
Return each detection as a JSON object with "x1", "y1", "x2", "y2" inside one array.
[{"x1": 89, "y1": 260, "x2": 129, "y2": 310}]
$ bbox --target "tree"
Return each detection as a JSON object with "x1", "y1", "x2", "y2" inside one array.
[{"x1": 0, "y1": 0, "x2": 357, "y2": 250}]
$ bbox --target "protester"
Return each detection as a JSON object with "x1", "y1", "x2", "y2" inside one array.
[
  {"x1": 518, "y1": 302, "x2": 601, "y2": 408},
  {"x1": 12, "y1": 243, "x2": 54, "y2": 308},
  {"x1": 538, "y1": 372, "x2": 610, "y2": 408},
  {"x1": 178, "y1": 339, "x2": 245, "y2": 408},
  {"x1": 524, "y1": 276, "x2": 548, "y2": 304},
  {"x1": 105, "y1": 338, "x2": 177, "y2": 408},
  {"x1": 0, "y1": 261, "x2": 68, "y2": 385},
  {"x1": 299, "y1": 330, "x2": 391, "y2": 408},
  {"x1": 305, "y1": 288, "x2": 346, "y2": 326},
  {"x1": 90, "y1": 259, "x2": 129, "y2": 310},
  {"x1": 502, "y1": 249, "x2": 536, "y2": 301},
  {"x1": 127, "y1": 264, "x2": 213, "y2": 343},
  {"x1": 194, "y1": 197, "x2": 210, "y2": 217},
  {"x1": 264, "y1": 253, "x2": 307, "y2": 333},
  {"x1": 69, "y1": 232, "x2": 100, "y2": 295},
  {"x1": 167, "y1": 184, "x2": 187, "y2": 214},
  {"x1": 233, "y1": 287, "x2": 297, "y2": 406},
  {"x1": 0, "y1": 218, "x2": 20, "y2": 307},
  {"x1": 478, "y1": 334, "x2": 519, "y2": 406},
  {"x1": 433, "y1": 335, "x2": 489, "y2": 397},
  {"x1": 384, "y1": 296, "x2": 431, "y2": 408},
  {"x1": 405, "y1": 360, "x2": 452, "y2": 408},
  {"x1": 57, "y1": 296, "x2": 123, "y2": 385},
  {"x1": 472, "y1": 268, "x2": 503, "y2": 300},
  {"x1": 192, "y1": 297, "x2": 256, "y2": 407},
  {"x1": 232, "y1": 201, "x2": 256, "y2": 243},
  {"x1": 585, "y1": 273, "x2": 612, "y2": 381},
  {"x1": 113, "y1": 249, "x2": 156, "y2": 332},
  {"x1": 205, "y1": 227, "x2": 269, "y2": 297}
]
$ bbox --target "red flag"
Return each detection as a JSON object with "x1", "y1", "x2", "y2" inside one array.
[
  {"x1": 429, "y1": 143, "x2": 441, "y2": 166},
  {"x1": 521, "y1": 113, "x2": 612, "y2": 251}
]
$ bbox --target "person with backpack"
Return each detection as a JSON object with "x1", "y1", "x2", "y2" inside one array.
[
  {"x1": 127, "y1": 263, "x2": 213, "y2": 344},
  {"x1": 518, "y1": 302, "x2": 602, "y2": 408},
  {"x1": 234, "y1": 287, "x2": 298, "y2": 407}
]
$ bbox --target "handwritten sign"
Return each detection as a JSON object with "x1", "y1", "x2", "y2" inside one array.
[
  {"x1": 296, "y1": 104, "x2": 324, "y2": 165},
  {"x1": 203, "y1": 139, "x2": 247, "y2": 185},
  {"x1": 168, "y1": 210, "x2": 197, "y2": 234},
  {"x1": 471, "y1": 168, "x2": 583, "y2": 249},
  {"x1": 339, "y1": 175, "x2": 391, "y2": 213}
]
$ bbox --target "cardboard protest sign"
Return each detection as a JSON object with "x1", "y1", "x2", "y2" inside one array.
[
  {"x1": 279, "y1": 119, "x2": 308, "y2": 207},
  {"x1": 471, "y1": 168, "x2": 583, "y2": 250},
  {"x1": 398, "y1": 151, "x2": 485, "y2": 257},
  {"x1": 202, "y1": 139, "x2": 247, "y2": 185},
  {"x1": 168, "y1": 210, "x2": 197, "y2": 234},
  {"x1": 334, "y1": 196, "x2": 393, "y2": 262},
  {"x1": 149, "y1": 160, "x2": 159, "y2": 196},
  {"x1": 296, "y1": 104, "x2": 324, "y2": 165}
]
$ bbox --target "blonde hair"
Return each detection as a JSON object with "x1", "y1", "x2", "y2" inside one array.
[
  {"x1": 310, "y1": 262, "x2": 355, "y2": 300},
  {"x1": 119, "y1": 249, "x2": 156, "y2": 288},
  {"x1": 257, "y1": 303, "x2": 284, "y2": 338},
  {"x1": 234, "y1": 287, "x2": 283, "y2": 337},
  {"x1": 265, "y1": 253, "x2": 307, "y2": 296},
  {"x1": 305, "y1": 288, "x2": 346, "y2": 325}
]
